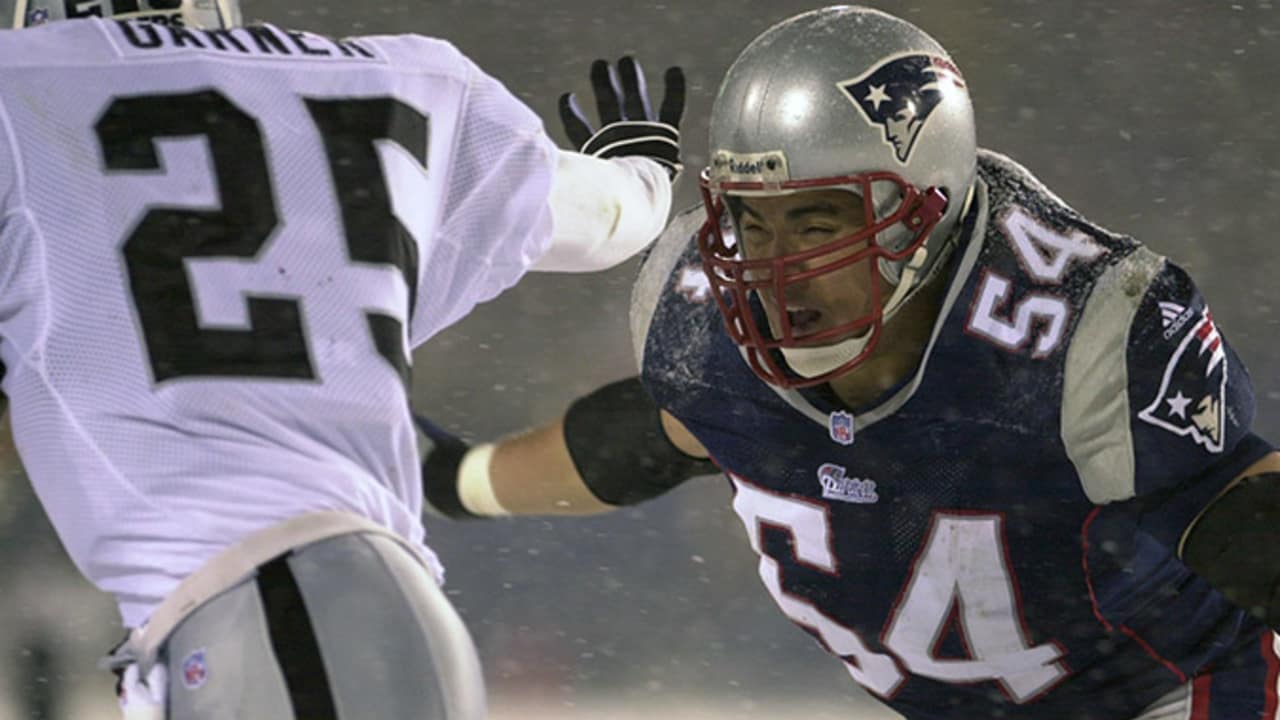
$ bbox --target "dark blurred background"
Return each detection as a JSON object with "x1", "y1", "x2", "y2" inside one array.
[{"x1": 1, "y1": 1, "x2": 1277, "y2": 717}]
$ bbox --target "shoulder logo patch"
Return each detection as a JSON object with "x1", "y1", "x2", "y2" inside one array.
[{"x1": 1137, "y1": 307, "x2": 1227, "y2": 453}]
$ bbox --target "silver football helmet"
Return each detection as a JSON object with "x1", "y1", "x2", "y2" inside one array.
[
  {"x1": 6, "y1": 0, "x2": 241, "y2": 29},
  {"x1": 697, "y1": 6, "x2": 977, "y2": 388}
]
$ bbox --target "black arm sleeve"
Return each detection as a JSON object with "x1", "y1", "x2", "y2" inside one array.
[
  {"x1": 1181, "y1": 471, "x2": 1280, "y2": 628},
  {"x1": 563, "y1": 377, "x2": 718, "y2": 506}
]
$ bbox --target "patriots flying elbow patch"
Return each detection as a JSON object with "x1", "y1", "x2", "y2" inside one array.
[{"x1": 1137, "y1": 302, "x2": 1227, "y2": 453}]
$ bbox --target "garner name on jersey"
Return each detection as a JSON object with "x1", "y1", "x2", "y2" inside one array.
[{"x1": 114, "y1": 18, "x2": 377, "y2": 59}]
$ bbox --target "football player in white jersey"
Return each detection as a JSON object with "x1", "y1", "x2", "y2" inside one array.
[{"x1": 0, "y1": 0, "x2": 683, "y2": 717}]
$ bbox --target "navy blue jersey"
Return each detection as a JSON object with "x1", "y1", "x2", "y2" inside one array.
[{"x1": 633, "y1": 151, "x2": 1276, "y2": 719}]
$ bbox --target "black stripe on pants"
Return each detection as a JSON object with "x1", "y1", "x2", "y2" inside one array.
[{"x1": 257, "y1": 555, "x2": 339, "y2": 719}]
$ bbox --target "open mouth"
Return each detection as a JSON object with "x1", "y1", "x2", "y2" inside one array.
[{"x1": 786, "y1": 307, "x2": 823, "y2": 334}]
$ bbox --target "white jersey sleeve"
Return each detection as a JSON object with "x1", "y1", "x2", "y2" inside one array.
[{"x1": 533, "y1": 151, "x2": 672, "y2": 273}]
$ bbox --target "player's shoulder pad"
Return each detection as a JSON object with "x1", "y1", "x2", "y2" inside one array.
[
  {"x1": 978, "y1": 150, "x2": 1092, "y2": 223},
  {"x1": 629, "y1": 204, "x2": 705, "y2": 369},
  {"x1": 352, "y1": 32, "x2": 463, "y2": 73},
  {"x1": 1060, "y1": 244, "x2": 1169, "y2": 503},
  {"x1": 976, "y1": 150, "x2": 1138, "y2": 299},
  {"x1": 972, "y1": 154, "x2": 1184, "y2": 505},
  {"x1": 1127, "y1": 262, "x2": 1258, "y2": 472}
]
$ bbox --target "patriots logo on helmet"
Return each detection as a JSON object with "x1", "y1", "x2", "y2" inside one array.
[
  {"x1": 1138, "y1": 306, "x2": 1228, "y2": 453},
  {"x1": 839, "y1": 54, "x2": 965, "y2": 164}
]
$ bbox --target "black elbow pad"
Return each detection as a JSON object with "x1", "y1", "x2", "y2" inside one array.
[
  {"x1": 1181, "y1": 471, "x2": 1280, "y2": 628},
  {"x1": 563, "y1": 377, "x2": 717, "y2": 506}
]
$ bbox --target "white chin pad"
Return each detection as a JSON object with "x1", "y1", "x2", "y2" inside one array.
[
  {"x1": 779, "y1": 335, "x2": 869, "y2": 378},
  {"x1": 772, "y1": 245, "x2": 930, "y2": 380}
]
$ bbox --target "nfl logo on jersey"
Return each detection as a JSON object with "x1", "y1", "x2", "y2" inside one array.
[
  {"x1": 829, "y1": 411, "x2": 855, "y2": 446},
  {"x1": 181, "y1": 649, "x2": 209, "y2": 690}
]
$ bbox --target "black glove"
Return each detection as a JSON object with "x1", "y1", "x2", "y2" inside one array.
[
  {"x1": 559, "y1": 56, "x2": 685, "y2": 181},
  {"x1": 414, "y1": 414, "x2": 480, "y2": 519}
]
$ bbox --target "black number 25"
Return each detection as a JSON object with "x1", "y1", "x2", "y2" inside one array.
[{"x1": 94, "y1": 89, "x2": 424, "y2": 386}]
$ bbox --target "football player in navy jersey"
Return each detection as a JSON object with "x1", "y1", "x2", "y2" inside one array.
[{"x1": 420, "y1": 6, "x2": 1280, "y2": 719}]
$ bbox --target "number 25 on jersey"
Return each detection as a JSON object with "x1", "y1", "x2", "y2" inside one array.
[{"x1": 96, "y1": 90, "x2": 426, "y2": 386}]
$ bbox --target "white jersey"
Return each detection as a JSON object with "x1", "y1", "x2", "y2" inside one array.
[{"x1": 0, "y1": 18, "x2": 559, "y2": 627}]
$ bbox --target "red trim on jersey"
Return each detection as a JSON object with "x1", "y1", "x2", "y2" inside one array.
[
  {"x1": 1196, "y1": 318, "x2": 1215, "y2": 340},
  {"x1": 930, "y1": 598, "x2": 967, "y2": 660},
  {"x1": 1262, "y1": 632, "x2": 1280, "y2": 719},
  {"x1": 1189, "y1": 673, "x2": 1212, "y2": 720},
  {"x1": 1080, "y1": 508, "x2": 1112, "y2": 631},
  {"x1": 1080, "y1": 507, "x2": 1188, "y2": 684},
  {"x1": 723, "y1": 468, "x2": 908, "y2": 700},
  {"x1": 728, "y1": 471, "x2": 841, "y2": 576},
  {"x1": 1116, "y1": 627, "x2": 1188, "y2": 685}
]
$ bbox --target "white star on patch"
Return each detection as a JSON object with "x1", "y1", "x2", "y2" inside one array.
[
  {"x1": 1166, "y1": 391, "x2": 1192, "y2": 419},
  {"x1": 864, "y1": 84, "x2": 891, "y2": 111}
]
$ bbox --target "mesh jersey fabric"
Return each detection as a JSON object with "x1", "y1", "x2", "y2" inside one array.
[{"x1": 0, "y1": 18, "x2": 558, "y2": 627}]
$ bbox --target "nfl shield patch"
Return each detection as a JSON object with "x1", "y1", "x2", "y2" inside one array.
[
  {"x1": 25, "y1": 8, "x2": 51, "y2": 26},
  {"x1": 181, "y1": 649, "x2": 209, "y2": 690},
  {"x1": 829, "y1": 411, "x2": 855, "y2": 446}
]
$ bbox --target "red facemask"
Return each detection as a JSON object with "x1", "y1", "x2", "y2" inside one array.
[{"x1": 696, "y1": 169, "x2": 948, "y2": 389}]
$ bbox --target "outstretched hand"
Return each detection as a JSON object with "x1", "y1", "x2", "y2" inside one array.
[{"x1": 558, "y1": 56, "x2": 685, "y2": 181}]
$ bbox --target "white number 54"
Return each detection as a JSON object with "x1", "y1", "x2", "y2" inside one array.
[
  {"x1": 966, "y1": 207, "x2": 1105, "y2": 358},
  {"x1": 731, "y1": 476, "x2": 1068, "y2": 703}
]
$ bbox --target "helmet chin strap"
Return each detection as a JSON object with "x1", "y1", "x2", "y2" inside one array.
[{"x1": 778, "y1": 245, "x2": 929, "y2": 379}]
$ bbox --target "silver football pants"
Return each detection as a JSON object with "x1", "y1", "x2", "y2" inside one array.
[{"x1": 107, "y1": 511, "x2": 485, "y2": 720}]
